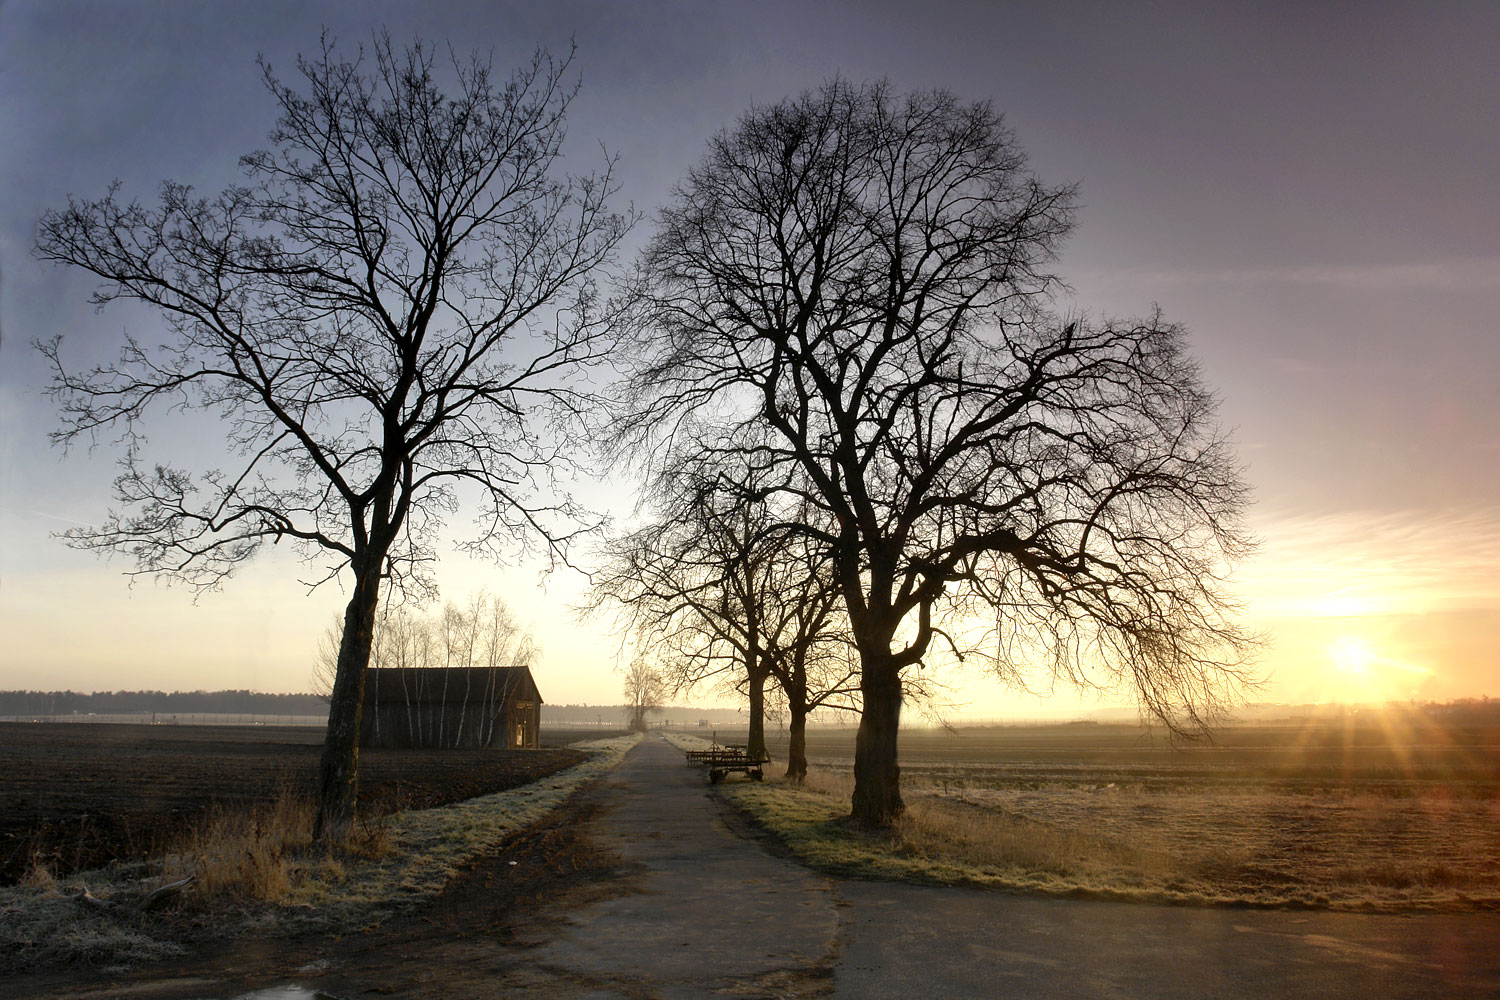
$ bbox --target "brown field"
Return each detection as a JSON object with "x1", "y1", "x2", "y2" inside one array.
[
  {"x1": 730, "y1": 711, "x2": 1500, "y2": 909},
  {"x1": 0, "y1": 722, "x2": 601, "y2": 885}
]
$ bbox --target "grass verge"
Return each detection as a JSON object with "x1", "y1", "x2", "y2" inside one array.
[
  {"x1": 718, "y1": 765, "x2": 1500, "y2": 913},
  {"x1": 660, "y1": 731, "x2": 713, "y2": 751},
  {"x1": 0, "y1": 733, "x2": 641, "y2": 974}
]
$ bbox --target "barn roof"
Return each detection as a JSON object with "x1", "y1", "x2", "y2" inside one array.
[{"x1": 362, "y1": 666, "x2": 542, "y2": 706}]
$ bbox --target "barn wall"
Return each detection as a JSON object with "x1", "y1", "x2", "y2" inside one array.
[
  {"x1": 364, "y1": 703, "x2": 501, "y2": 749},
  {"x1": 359, "y1": 666, "x2": 539, "y2": 749}
]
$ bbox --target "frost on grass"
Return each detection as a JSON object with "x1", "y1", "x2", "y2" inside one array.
[
  {"x1": 720, "y1": 767, "x2": 1500, "y2": 912},
  {"x1": 661, "y1": 731, "x2": 713, "y2": 751},
  {"x1": 0, "y1": 878, "x2": 188, "y2": 974},
  {"x1": 0, "y1": 733, "x2": 641, "y2": 974},
  {"x1": 282, "y1": 733, "x2": 641, "y2": 927}
]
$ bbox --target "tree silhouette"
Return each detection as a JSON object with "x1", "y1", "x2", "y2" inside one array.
[
  {"x1": 621, "y1": 79, "x2": 1254, "y2": 825},
  {"x1": 586, "y1": 461, "x2": 781, "y2": 758},
  {"x1": 622, "y1": 658, "x2": 667, "y2": 731},
  {"x1": 34, "y1": 33, "x2": 632, "y2": 838},
  {"x1": 756, "y1": 527, "x2": 859, "y2": 782}
]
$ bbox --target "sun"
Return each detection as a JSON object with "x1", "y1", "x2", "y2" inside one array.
[{"x1": 1328, "y1": 635, "x2": 1377, "y2": 677}]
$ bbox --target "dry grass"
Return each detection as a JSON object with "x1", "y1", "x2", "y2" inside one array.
[
  {"x1": 897, "y1": 794, "x2": 1157, "y2": 880},
  {"x1": 722, "y1": 763, "x2": 1500, "y2": 911},
  {"x1": 798, "y1": 766, "x2": 1153, "y2": 880},
  {"x1": 0, "y1": 733, "x2": 641, "y2": 974},
  {"x1": 20, "y1": 860, "x2": 60, "y2": 893},
  {"x1": 157, "y1": 787, "x2": 318, "y2": 902}
]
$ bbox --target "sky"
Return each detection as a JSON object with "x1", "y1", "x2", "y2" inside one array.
[{"x1": 1, "y1": 0, "x2": 1497, "y2": 719}]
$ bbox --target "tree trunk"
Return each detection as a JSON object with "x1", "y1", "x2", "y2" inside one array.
[
  {"x1": 785, "y1": 703, "x2": 808, "y2": 782},
  {"x1": 746, "y1": 662, "x2": 768, "y2": 760},
  {"x1": 313, "y1": 559, "x2": 381, "y2": 842},
  {"x1": 850, "y1": 651, "x2": 903, "y2": 826}
]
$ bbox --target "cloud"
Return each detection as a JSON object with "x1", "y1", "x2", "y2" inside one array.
[
  {"x1": 1236, "y1": 506, "x2": 1500, "y2": 618},
  {"x1": 1083, "y1": 256, "x2": 1500, "y2": 294}
]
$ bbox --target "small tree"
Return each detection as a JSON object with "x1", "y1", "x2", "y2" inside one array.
[
  {"x1": 586, "y1": 466, "x2": 772, "y2": 755},
  {"x1": 312, "y1": 590, "x2": 536, "y2": 696},
  {"x1": 586, "y1": 454, "x2": 856, "y2": 764},
  {"x1": 623, "y1": 80, "x2": 1254, "y2": 825},
  {"x1": 623, "y1": 658, "x2": 666, "y2": 731},
  {"x1": 35, "y1": 33, "x2": 631, "y2": 839},
  {"x1": 756, "y1": 528, "x2": 860, "y2": 781}
]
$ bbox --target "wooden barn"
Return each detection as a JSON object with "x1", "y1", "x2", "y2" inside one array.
[{"x1": 359, "y1": 666, "x2": 542, "y2": 750}]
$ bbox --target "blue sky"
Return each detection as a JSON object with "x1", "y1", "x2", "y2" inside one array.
[{"x1": 2, "y1": 1, "x2": 1497, "y2": 714}]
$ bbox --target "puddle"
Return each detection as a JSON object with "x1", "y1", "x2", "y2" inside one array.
[{"x1": 226, "y1": 988, "x2": 336, "y2": 1000}]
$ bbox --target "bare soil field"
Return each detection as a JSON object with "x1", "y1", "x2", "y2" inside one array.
[
  {"x1": 730, "y1": 713, "x2": 1500, "y2": 909},
  {"x1": 788, "y1": 715, "x2": 1500, "y2": 790},
  {"x1": 0, "y1": 722, "x2": 597, "y2": 885}
]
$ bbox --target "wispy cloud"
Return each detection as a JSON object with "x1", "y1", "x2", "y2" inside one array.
[
  {"x1": 1236, "y1": 506, "x2": 1500, "y2": 618},
  {"x1": 1082, "y1": 256, "x2": 1500, "y2": 294},
  {"x1": 13, "y1": 508, "x2": 92, "y2": 527}
]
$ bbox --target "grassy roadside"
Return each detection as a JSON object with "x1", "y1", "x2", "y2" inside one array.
[
  {"x1": 716, "y1": 764, "x2": 1500, "y2": 913},
  {"x1": 0, "y1": 733, "x2": 641, "y2": 974}
]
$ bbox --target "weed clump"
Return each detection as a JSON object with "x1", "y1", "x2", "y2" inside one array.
[{"x1": 162, "y1": 787, "x2": 316, "y2": 902}]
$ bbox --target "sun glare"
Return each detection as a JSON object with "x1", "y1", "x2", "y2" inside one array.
[
  {"x1": 1318, "y1": 634, "x2": 1434, "y2": 704},
  {"x1": 1328, "y1": 635, "x2": 1377, "y2": 677}
]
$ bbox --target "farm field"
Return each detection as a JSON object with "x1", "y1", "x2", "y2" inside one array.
[
  {"x1": 710, "y1": 712, "x2": 1500, "y2": 909},
  {"x1": 0, "y1": 722, "x2": 602, "y2": 885}
]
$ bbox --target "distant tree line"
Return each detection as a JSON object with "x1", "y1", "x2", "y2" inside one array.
[
  {"x1": 1420, "y1": 696, "x2": 1500, "y2": 724},
  {"x1": 0, "y1": 690, "x2": 329, "y2": 717}
]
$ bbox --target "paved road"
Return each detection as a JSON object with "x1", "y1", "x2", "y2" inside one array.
[
  {"x1": 508, "y1": 734, "x2": 839, "y2": 997},
  {"x1": 478, "y1": 734, "x2": 1500, "y2": 998},
  {"x1": 835, "y1": 880, "x2": 1499, "y2": 998}
]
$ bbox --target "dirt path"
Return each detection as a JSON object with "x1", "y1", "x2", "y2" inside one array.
[{"x1": 11, "y1": 734, "x2": 1500, "y2": 998}]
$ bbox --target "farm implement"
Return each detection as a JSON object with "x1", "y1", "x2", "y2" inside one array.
[{"x1": 684, "y1": 736, "x2": 770, "y2": 783}]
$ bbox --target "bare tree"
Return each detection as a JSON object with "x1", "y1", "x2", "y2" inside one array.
[
  {"x1": 585, "y1": 456, "x2": 853, "y2": 764},
  {"x1": 471, "y1": 592, "x2": 541, "y2": 669},
  {"x1": 622, "y1": 657, "x2": 667, "y2": 731},
  {"x1": 34, "y1": 33, "x2": 632, "y2": 838},
  {"x1": 310, "y1": 602, "x2": 424, "y2": 699},
  {"x1": 311, "y1": 589, "x2": 537, "y2": 696},
  {"x1": 757, "y1": 529, "x2": 860, "y2": 781},
  {"x1": 585, "y1": 468, "x2": 773, "y2": 754},
  {"x1": 311, "y1": 621, "x2": 344, "y2": 701},
  {"x1": 622, "y1": 80, "x2": 1254, "y2": 825}
]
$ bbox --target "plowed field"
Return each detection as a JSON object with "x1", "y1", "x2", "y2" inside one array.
[{"x1": 0, "y1": 722, "x2": 590, "y2": 884}]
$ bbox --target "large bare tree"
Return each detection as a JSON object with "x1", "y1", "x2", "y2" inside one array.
[
  {"x1": 34, "y1": 33, "x2": 632, "y2": 838},
  {"x1": 622, "y1": 80, "x2": 1254, "y2": 825}
]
